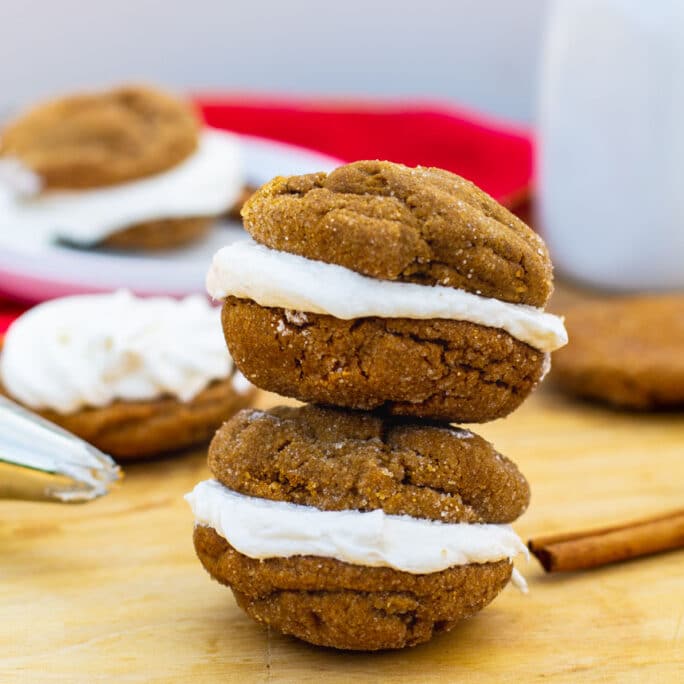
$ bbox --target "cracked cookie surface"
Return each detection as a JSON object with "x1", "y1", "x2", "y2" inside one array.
[
  {"x1": 0, "y1": 84, "x2": 199, "y2": 189},
  {"x1": 194, "y1": 525, "x2": 512, "y2": 650},
  {"x1": 552, "y1": 295, "x2": 684, "y2": 409},
  {"x1": 241, "y1": 160, "x2": 553, "y2": 306},
  {"x1": 222, "y1": 297, "x2": 547, "y2": 422},
  {"x1": 209, "y1": 405, "x2": 530, "y2": 524}
]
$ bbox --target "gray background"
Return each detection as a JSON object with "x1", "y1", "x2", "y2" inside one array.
[{"x1": 0, "y1": 0, "x2": 548, "y2": 124}]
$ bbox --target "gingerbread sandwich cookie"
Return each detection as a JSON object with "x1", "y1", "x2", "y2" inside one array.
[
  {"x1": 186, "y1": 404, "x2": 530, "y2": 651},
  {"x1": 0, "y1": 291, "x2": 255, "y2": 459},
  {"x1": 0, "y1": 85, "x2": 243, "y2": 250},
  {"x1": 207, "y1": 161, "x2": 567, "y2": 422}
]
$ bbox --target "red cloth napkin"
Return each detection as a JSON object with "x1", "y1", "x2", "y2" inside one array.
[
  {"x1": 0, "y1": 308, "x2": 22, "y2": 334},
  {"x1": 0, "y1": 96, "x2": 533, "y2": 333},
  {"x1": 198, "y1": 96, "x2": 532, "y2": 204}
]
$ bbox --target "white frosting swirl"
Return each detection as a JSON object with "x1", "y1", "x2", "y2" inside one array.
[
  {"x1": 206, "y1": 239, "x2": 568, "y2": 352},
  {"x1": 185, "y1": 479, "x2": 528, "y2": 575},
  {"x1": 0, "y1": 128, "x2": 242, "y2": 245},
  {"x1": 0, "y1": 291, "x2": 233, "y2": 413}
]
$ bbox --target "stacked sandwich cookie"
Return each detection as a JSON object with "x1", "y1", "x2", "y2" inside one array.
[
  {"x1": 186, "y1": 406, "x2": 531, "y2": 650},
  {"x1": 187, "y1": 161, "x2": 568, "y2": 650}
]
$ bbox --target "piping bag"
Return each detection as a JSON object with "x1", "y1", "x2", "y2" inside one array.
[{"x1": 0, "y1": 395, "x2": 121, "y2": 502}]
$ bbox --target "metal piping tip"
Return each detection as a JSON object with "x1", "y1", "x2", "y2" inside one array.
[{"x1": 0, "y1": 395, "x2": 121, "y2": 502}]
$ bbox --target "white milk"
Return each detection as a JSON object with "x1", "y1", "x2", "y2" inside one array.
[{"x1": 538, "y1": 0, "x2": 684, "y2": 290}]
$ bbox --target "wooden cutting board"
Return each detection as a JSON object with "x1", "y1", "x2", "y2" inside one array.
[{"x1": 2, "y1": 382, "x2": 683, "y2": 683}]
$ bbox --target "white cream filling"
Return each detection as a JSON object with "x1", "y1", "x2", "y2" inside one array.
[
  {"x1": 0, "y1": 128, "x2": 242, "y2": 245},
  {"x1": 206, "y1": 239, "x2": 567, "y2": 352},
  {"x1": 185, "y1": 479, "x2": 528, "y2": 577},
  {"x1": 231, "y1": 370, "x2": 254, "y2": 395},
  {"x1": 0, "y1": 291, "x2": 234, "y2": 413}
]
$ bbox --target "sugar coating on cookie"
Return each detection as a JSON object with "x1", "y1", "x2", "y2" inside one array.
[
  {"x1": 552, "y1": 294, "x2": 684, "y2": 409},
  {"x1": 241, "y1": 160, "x2": 553, "y2": 306},
  {"x1": 207, "y1": 405, "x2": 530, "y2": 523}
]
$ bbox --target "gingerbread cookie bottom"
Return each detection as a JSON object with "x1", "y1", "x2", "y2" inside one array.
[
  {"x1": 29, "y1": 375, "x2": 254, "y2": 460},
  {"x1": 221, "y1": 297, "x2": 547, "y2": 423},
  {"x1": 100, "y1": 216, "x2": 213, "y2": 251},
  {"x1": 194, "y1": 524, "x2": 513, "y2": 651}
]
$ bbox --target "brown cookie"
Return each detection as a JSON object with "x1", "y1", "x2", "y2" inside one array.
[
  {"x1": 1, "y1": 84, "x2": 199, "y2": 189},
  {"x1": 191, "y1": 404, "x2": 528, "y2": 650},
  {"x1": 209, "y1": 405, "x2": 530, "y2": 523},
  {"x1": 552, "y1": 294, "x2": 684, "y2": 409},
  {"x1": 99, "y1": 216, "x2": 212, "y2": 251},
  {"x1": 221, "y1": 297, "x2": 547, "y2": 423},
  {"x1": 17, "y1": 374, "x2": 255, "y2": 460},
  {"x1": 241, "y1": 160, "x2": 553, "y2": 306},
  {"x1": 194, "y1": 525, "x2": 512, "y2": 651}
]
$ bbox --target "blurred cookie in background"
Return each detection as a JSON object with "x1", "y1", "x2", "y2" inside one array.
[
  {"x1": 551, "y1": 294, "x2": 684, "y2": 409},
  {"x1": 0, "y1": 84, "x2": 244, "y2": 250},
  {"x1": 0, "y1": 291, "x2": 255, "y2": 460}
]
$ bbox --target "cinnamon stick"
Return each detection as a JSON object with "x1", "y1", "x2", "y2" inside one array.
[{"x1": 528, "y1": 509, "x2": 684, "y2": 572}]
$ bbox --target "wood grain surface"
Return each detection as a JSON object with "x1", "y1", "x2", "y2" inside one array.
[{"x1": 2, "y1": 381, "x2": 683, "y2": 683}]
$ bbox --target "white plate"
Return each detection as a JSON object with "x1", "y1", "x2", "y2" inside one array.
[{"x1": 0, "y1": 134, "x2": 342, "y2": 303}]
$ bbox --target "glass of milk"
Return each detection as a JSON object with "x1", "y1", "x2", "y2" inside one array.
[{"x1": 538, "y1": 0, "x2": 684, "y2": 290}]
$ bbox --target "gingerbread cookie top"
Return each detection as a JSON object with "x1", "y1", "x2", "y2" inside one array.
[
  {"x1": 241, "y1": 160, "x2": 553, "y2": 306},
  {"x1": 208, "y1": 405, "x2": 531, "y2": 524},
  {"x1": 0, "y1": 85, "x2": 199, "y2": 189}
]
